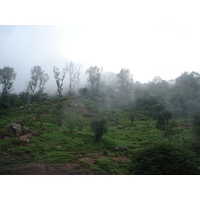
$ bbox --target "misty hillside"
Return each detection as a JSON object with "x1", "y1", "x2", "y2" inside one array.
[{"x1": 1, "y1": 65, "x2": 200, "y2": 174}]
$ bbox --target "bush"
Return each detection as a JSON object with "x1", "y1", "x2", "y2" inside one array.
[
  {"x1": 191, "y1": 113, "x2": 200, "y2": 156},
  {"x1": 90, "y1": 117, "x2": 108, "y2": 141},
  {"x1": 129, "y1": 142, "x2": 200, "y2": 175},
  {"x1": 129, "y1": 112, "x2": 135, "y2": 123}
]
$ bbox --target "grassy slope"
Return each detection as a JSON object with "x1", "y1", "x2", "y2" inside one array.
[{"x1": 0, "y1": 96, "x2": 192, "y2": 175}]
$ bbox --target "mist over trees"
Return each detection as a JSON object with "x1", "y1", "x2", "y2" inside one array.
[
  {"x1": 86, "y1": 66, "x2": 103, "y2": 97},
  {"x1": 1, "y1": 62, "x2": 200, "y2": 119},
  {"x1": 27, "y1": 66, "x2": 50, "y2": 95},
  {"x1": 0, "y1": 66, "x2": 17, "y2": 96},
  {"x1": 53, "y1": 66, "x2": 67, "y2": 97},
  {"x1": 2, "y1": 63, "x2": 200, "y2": 175},
  {"x1": 66, "y1": 62, "x2": 81, "y2": 95}
]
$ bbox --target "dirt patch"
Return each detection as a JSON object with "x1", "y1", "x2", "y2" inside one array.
[
  {"x1": 79, "y1": 157, "x2": 95, "y2": 164},
  {"x1": 0, "y1": 162, "x2": 89, "y2": 175},
  {"x1": 112, "y1": 156, "x2": 129, "y2": 161}
]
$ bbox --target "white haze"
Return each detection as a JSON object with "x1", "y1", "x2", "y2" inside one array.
[{"x1": 1, "y1": 26, "x2": 200, "y2": 93}]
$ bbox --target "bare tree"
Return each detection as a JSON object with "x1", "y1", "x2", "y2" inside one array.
[
  {"x1": 53, "y1": 66, "x2": 67, "y2": 97},
  {"x1": 28, "y1": 66, "x2": 50, "y2": 95},
  {"x1": 66, "y1": 62, "x2": 81, "y2": 95},
  {"x1": 86, "y1": 66, "x2": 103, "y2": 96}
]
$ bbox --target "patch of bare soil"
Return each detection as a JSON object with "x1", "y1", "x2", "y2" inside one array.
[
  {"x1": 112, "y1": 156, "x2": 129, "y2": 161},
  {"x1": 0, "y1": 162, "x2": 90, "y2": 175},
  {"x1": 79, "y1": 157, "x2": 95, "y2": 164},
  {"x1": 0, "y1": 155, "x2": 129, "y2": 175}
]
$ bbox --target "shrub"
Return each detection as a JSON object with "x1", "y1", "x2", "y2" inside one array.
[
  {"x1": 129, "y1": 142, "x2": 200, "y2": 175},
  {"x1": 90, "y1": 117, "x2": 108, "y2": 141},
  {"x1": 129, "y1": 112, "x2": 135, "y2": 123},
  {"x1": 191, "y1": 112, "x2": 200, "y2": 156}
]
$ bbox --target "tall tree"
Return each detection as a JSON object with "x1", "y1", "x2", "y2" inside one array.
[
  {"x1": 116, "y1": 68, "x2": 133, "y2": 92},
  {"x1": 53, "y1": 66, "x2": 67, "y2": 97},
  {"x1": 86, "y1": 66, "x2": 103, "y2": 96},
  {"x1": 66, "y1": 62, "x2": 81, "y2": 95},
  {"x1": 28, "y1": 66, "x2": 49, "y2": 95},
  {"x1": 0, "y1": 66, "x2": 17, "y2": 95}
]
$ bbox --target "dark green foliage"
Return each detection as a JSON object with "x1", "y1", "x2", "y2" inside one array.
[
  {"x1": 191, "y1": 113, "x2": 200, "y2": 156},
  {"x1": 53, "y1": 102, "x2": 66, "y2": 126},
  {"x1": 0, "y1": 95, "x2": 10, "y2": 109},
  {"x1": 90, "y1": 117, "x2": 108, "y2": 141},
  {"x1": 15, "y1": 99, "x2": 23, "y2": 107},
  {"x1": 75, "y1": 116, "x2": 85, "y2": 131},
  {"x1": 154, "y1": 111, "x2": 179, "y2": 141},
  {"x1": 91, "y1": 158, "x2": 122, "y2": 175},
  {"x1": 19, "y1": 91, "x2": 30, "y2": 104},
  {"x1": 129, "y1": 112, "x2": 135, "y2": 123},
  {"x1": 129, "y1": 142, "x2": 200, "y2": 175},
  {"x1": 79, "y1": 88, "x2": 89, "y2": 98},
  {"x1": 64, "y1": 116, "x2": 75, "y2": 134},
  {"x1": 154, "y1": 111, "x2": 172, "y2": 131},
  {"x1": 30, "y1": 91, "x2": 49, "y2": 103}
]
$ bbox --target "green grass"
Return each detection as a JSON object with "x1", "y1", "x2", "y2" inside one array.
[{"x1": 0, "y1": 96, "x2": 195, "y2": 174}]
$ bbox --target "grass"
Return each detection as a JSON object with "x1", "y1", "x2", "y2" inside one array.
[{"x1": 0, "y1": 96, "x2": 194, "y2": 174}]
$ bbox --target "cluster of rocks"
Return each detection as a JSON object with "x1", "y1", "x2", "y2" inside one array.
[
  {"x1": 118, "y1": 125, "x2": 135, "y2": 133},
  {"x1": 1, "y1": 123, "x2": 35, "y2": 143}
]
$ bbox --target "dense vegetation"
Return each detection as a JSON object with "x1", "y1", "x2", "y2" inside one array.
[{"x1": 1, "y1": 65, "x2": 200, "y2": 174}]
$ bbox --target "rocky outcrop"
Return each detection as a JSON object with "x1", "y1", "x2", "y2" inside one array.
[
  {"x1": 1, "y1": 123, "x2": 35, "y2": 142},
  {"x1": 4, "y1": 123, "x2": 22, "y2": 137}
]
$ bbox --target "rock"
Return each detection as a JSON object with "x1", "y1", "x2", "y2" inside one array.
[
  {"x1": 23, "y1": 126, "x2": 30, "y2": 130},
  {"x1": 5, "y1": 123, "x2": 22, "y2": 137},
  {"x1": 118, "y1": 125, "x2": 123, "y2": 129},
  {"x1": 19, "y1": 106, "x2": 24, "y2": 110},
  {"x1": 19, "y1": 135, "x2": 29, "y2": 142},
  {"x1": 114, "y1": 146, "x2": 123, "y2": 151}
]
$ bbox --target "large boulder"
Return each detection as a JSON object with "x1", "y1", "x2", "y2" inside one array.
[{"x1": 4, "y1": 123, "x2": 22, "y2": 137}]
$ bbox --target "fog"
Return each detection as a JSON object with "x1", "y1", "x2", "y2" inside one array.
[{"x1": 1, "y1": 25, "x2": 200, "y2": 94}]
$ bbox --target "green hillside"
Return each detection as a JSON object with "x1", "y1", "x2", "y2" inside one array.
[{"x1": 0, "y1": 96, "x2": 197, "y2": 175}]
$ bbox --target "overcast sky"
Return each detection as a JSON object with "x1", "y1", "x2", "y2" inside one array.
[{"x1": 1, "y1": 1, "x2": 200, "y2": 93}]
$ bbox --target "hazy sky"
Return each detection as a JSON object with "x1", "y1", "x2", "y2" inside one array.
[
  {"x1": 1, "y1": 25, "x2": 200, "y2": 85},
  {"x1": 1, "y1": 1, "x2": 200, "y2": 93}
]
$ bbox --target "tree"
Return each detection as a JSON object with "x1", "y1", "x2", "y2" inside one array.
[
  {"x1": 90, "y1": 117, "x2": 108, "y2": 141},
  {"x1": 129, "y1": 142, "x2": 200, "y2": 175},
  {"x1": 28, "y1": 66, "x2": 49, "y2": 95},
  {"x1": 86, "y1": 66, "x2": 103, "y2": 96},
  {"x1": 53, "y1": 66, "x2": 67, "y2": 97},
  {"x1": 0, "y1": 66, "x2": 17, "y2": 96},
  {"x1": 116, "y1": 68, "x2": 133, "y2": 93},
  {"x1": 154, "y1": 110, "x2": 178, "y2": 142},
  {"x1": 66, "y1": 62, "x2": 81, "y2": 95}
]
